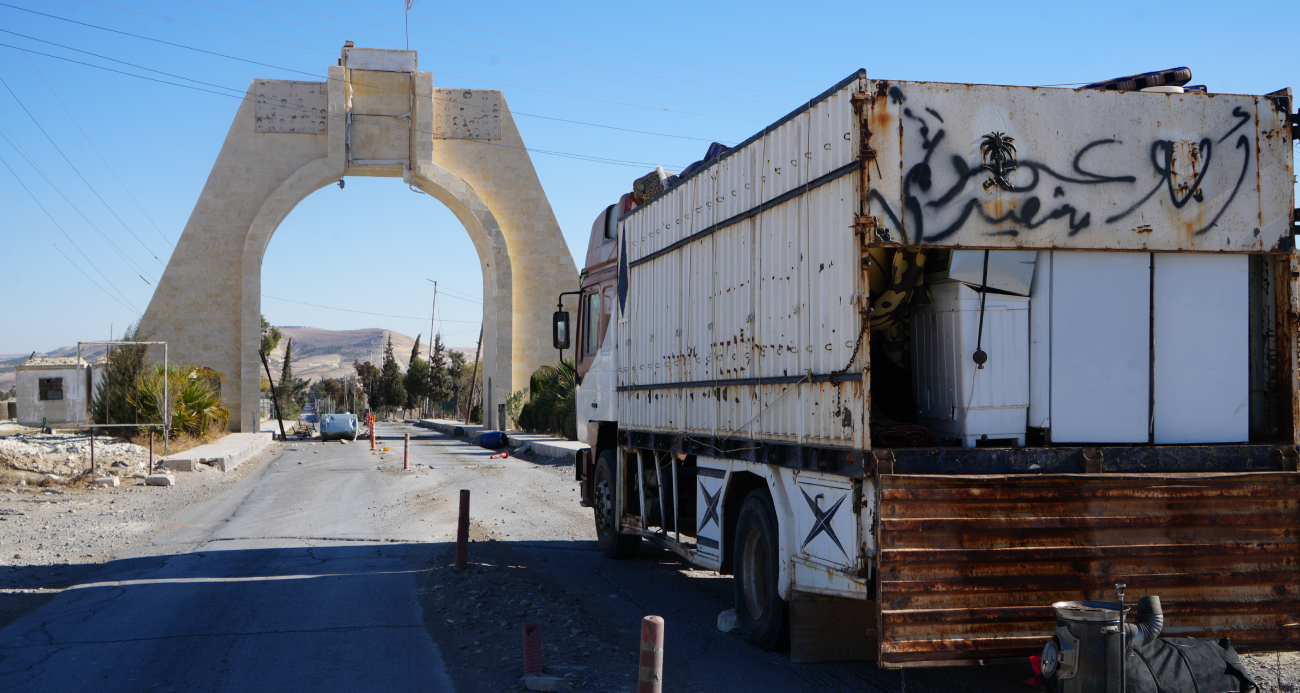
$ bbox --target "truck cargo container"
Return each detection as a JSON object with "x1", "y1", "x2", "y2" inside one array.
[{"x1": 563, "y1": 69, "x2": 1300, "y2": 666}]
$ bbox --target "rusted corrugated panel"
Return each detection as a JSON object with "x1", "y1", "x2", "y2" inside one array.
[
  {"x1": 863, "y1": 80, "x2": 1295, "y2": 252},
  {"x1": 877, "y1": 472, "x2": 1300, "y2": 667},
  {"x1": 618, "y1": 74, "x2": 868, "y2": 448}
]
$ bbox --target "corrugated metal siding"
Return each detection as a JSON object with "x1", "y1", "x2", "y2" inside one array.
[
  {"x1": 863, "y1": 80, "x2": 1294, "y2": 252},
  {"x1": 877, "y1": 473, "x2": 1300, "y2": 666},
  {"x1": 618, "y1": 74, "x2": 868, "y2": 448}
]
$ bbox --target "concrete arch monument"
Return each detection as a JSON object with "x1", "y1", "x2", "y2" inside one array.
[{"x1": 139, "y1": 46, "x2": 576, "y2": 431}]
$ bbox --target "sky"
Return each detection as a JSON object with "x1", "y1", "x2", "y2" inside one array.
[{"x1": 1, "y1": 0, "x2": 1296, "y2": 354}]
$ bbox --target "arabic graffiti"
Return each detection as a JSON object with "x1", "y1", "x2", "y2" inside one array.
[{"x1": 867, "y1": 86, "x2": 1254, "y2": 245}]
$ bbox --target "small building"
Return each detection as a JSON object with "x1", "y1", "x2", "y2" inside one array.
[{"x1": 15, "y1": 356, "x2": 104, "y2": 428}]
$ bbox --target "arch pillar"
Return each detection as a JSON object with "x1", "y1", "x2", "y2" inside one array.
[{"x1": 139, "y1": 52, "x2": 574, "y2": 432}]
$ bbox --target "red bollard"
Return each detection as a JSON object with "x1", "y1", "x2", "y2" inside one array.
[
  {"x1": 404, "y1": 432, "x2": 410, "y2": 470},
  {"x1": 522, "y1": 623, "x2": 543, "y2": 676},
  {"x1": 638, "y1": 615, "x2": 664, "y2": 693},
  {"x1": 370, "y1": 419, "x2": 376, "y2": 451},
  {"x1": 454, "y1": 489, "x2": 470, "y2": 572}
]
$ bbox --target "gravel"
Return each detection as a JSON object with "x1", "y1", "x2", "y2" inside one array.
[
  {"x1": 0, "y1": 432, "x2": 153, "y2": 477},
  {"x1": 1241, "y1": 652, "x2": 1299, "y2": 693}
]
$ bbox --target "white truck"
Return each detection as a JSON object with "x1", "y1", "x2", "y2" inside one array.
[{"x1": 562, "y1": 69, "x2": 1300, "y2": 666}]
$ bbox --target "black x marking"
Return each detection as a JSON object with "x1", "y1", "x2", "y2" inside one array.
[
  {"x1": 699, "y1": 482, "x2": 722, "y2": 529},
  {"x1": 800, "y1": 487, "x2": 848, "y2": 557}
]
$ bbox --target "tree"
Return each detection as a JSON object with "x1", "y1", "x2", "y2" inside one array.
[
  {"x1": 260, "y1": 315, "x2": 282, "y2": 356},
  {"x1": 404, "y1": 334, "x2": 427, "y2": 410},
  {"x1": 426, "y1": 334, "x2": 455, "y2": 412},
  {"x1": 275, "y1": 338, "x2": 310, "y2": 419},
  {"x1": 92, "y1": 321, "x2": 152, "y2": 433},
  {"x1": 353, "y1": 359, "x2": 381, "y2": 413},
  {"x1": 376, "y1": 335, "x2": 406, "y2": 417}
]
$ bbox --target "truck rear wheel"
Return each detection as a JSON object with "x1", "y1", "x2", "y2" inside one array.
[
  {"x1": 594, "y1": 450, "x2": 640, "y2": 559},
  {"x1": 733, "y1": 488, "x2": 788, "y2": 650}
]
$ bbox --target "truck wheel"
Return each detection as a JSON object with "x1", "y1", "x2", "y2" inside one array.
[
  {"x1": 594, "y1": 449, "x2": 640, "y2": 559},
  {"x1": 733, "y1": 488, "x2": 787, "y2": 650}
]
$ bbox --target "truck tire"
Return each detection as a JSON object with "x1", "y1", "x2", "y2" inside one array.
[
  {"x1": 594, "y1": 449, "x2": 640, "y2": 559},
  {"x1": 733, "y1": 488, "x2": 787, "y2": 650}
]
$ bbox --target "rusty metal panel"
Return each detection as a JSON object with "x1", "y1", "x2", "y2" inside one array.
[
  {"x1": 876, "y1": 472, "x2": 1300, "y2": 666},
  {"x1": 863, "y1": 80, "x2": 1295, "y2": 251},
  {"x1": 617, "y1": 74, "x2": 868, "y2": 449}
]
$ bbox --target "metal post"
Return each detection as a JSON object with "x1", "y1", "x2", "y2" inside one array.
[
  {"x1": 149, "y1": 428, "x2": 154, "y2": 474},
  {"x1": 638, "y1": 615, "x2": 664, "y2": 693},
  {"x1": 404, "y1": 432, "x2": 409, "y2": 470},
  {"x1": 464, "y1": 327, "x2": 482, "y2": 424},
  {"x1": 90, "y1": 426, "x2": 95, "y2": 477},
  {"x1": 522, "y1": 623, "x2": 543, "y2": 677},
  {"x1": 260, "y1": 349, "x2": 287, "y2": 443},
  {"x1": 163, "y1": 344, "x2": 169, "y2": 456},
  {"x1": 454, "y1": 489, "x2": 470, "y2": 572}
]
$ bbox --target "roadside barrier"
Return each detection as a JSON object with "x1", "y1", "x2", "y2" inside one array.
[
  {"x1": 638, "y1": 615, "x2": 664, "y2": 693},
  {"x1": 455, "y1": 489, "x2": 470, "y2": 572}
]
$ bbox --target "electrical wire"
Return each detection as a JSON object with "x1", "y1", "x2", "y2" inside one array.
[
  {"x1": 0, "y1": 73, "x2": 164, "y2": 266},
  {"x1": 262, "y1": 294, "x2": 480, "y2": 322},
  {"x1": 0, "y1": 5, "x2": 728, "y2": 142},
  {"x1": 77, "y1": 0, "x2": 763, "y2": 122},
  {"x1": 330, "y1": 0, "x2": 825, "y2": 85},
  {"x1": 0, "y1": 147, "x2": 140, "y2": 310},
  {"x1": 308, "y1": 0, "x2": 807, "y2": 97},
  {"x1": 0, "y1": 175, "x2": 139, "y2": 314},
  {"x1": 0, "y1": 16, "x2": 174, "y2": 248},
  {"x1": 0, "y1": 41, "x2": 688, "y2": 169},
  {"x1": 232, "y1": 0, "x2": 796, "y2": 104},
  {"x1": 0, "y1": 117, "x2": 155, "y2": 282}
]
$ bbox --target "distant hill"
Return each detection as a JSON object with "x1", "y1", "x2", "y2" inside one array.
[{"x1": 1, "y1": 329, "x2": 479, "y2": 392}]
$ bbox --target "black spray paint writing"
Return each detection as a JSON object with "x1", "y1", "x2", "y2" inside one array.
[{"x1": 868, "y1": 87, "x2": 1254, "y2": 244}]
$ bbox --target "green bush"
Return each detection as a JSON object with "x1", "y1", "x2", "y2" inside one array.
[
  {"x1": 516, "y1": 359, "x2": 576, "y2": 440},
  {"x1": 127, "y1": 364, "x2": 230, "y2": 440}
]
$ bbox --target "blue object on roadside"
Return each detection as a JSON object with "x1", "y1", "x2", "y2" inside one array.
[{"x1": 478, "y1": 430, "x2": 509, "y2": 449}]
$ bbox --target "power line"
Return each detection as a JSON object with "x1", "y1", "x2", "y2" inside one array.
[
  {"x1": 0, "y1": 15, "x2": 174, "y2": 249},
  {"x1": 287, "y1": 0, "x2": 806, "y2": 97},
  {"x1": 76, "y1": 0, "x2": 763, "y2": 123},
  {"x1": 0, "y1": 116, "x2": 156, "y2": 282},
  {"x1": 234, "y1": 0, "x2": 796, "y2": 104},
  {"x1": 0, "y1": 174, "x2": 139, "y2": 314},
  {"x1": 263, "y1": 294, "x2": 480, "y2": 322},
  {"x1": 0, "y1": 41, "x2": 688, "y2": 169},
  {"x1": 0, "y1": 73, "x2": 164, "y2": 266},
  {"x1": 331, "y1": 0, "x2": 825, "y2": 86},
  {"x1": 0, "y1": 147, "x2": 140, "y2": 310},
  {"x1": 0, "y1": 5, "x2": 727, "y2": 142}
]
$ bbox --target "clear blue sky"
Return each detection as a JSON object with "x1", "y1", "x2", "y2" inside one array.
[{"x1": 2, "y1": 0, "x2": 1295, "y2": 355}]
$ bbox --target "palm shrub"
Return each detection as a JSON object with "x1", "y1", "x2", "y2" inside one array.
[
  {"x1": 516, "y1": 358, "x2": 577, "y2": 440},
  {"x1": 128, "y1": 364, "x2": 230, "y2": 440}
]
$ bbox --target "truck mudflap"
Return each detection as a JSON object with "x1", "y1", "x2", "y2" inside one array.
[{"x1": 876, "y1": 472, "x2": 1300, "y2": 667}]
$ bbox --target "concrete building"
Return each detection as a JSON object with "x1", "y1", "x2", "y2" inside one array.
[{"x1": 15, "y1": 357, "x2": 104, "y2": 427}]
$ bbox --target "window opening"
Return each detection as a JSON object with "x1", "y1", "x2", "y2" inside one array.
[{"x1": 39, "y1": 377, "x2": 64, "y2": 401}]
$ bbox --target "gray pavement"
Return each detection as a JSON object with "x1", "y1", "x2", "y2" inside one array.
[
  {"x1": 0, "y1": 425, "x2": 455, "y2": 693},
  {"x1": 0, "y1": 422, "x2": 1042, "y2": 693}
]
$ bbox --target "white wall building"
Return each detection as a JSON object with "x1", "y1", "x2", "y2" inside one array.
[{"x1": 15, "y1": 357, "x2": 104, "y2": 428}]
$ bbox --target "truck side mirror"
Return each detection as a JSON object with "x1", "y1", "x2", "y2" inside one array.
[{"x1": 553, "y1": 311, "x2": 571, "y2": 350}]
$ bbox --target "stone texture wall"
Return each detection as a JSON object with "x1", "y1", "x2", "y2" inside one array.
[{"x1": 139, "y1": 57, "x2": 576, "y2": 432}]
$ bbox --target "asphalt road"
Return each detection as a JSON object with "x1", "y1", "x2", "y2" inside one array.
[{"x1": 0, "y1": 422, "x2": 1034, "y2": 693}]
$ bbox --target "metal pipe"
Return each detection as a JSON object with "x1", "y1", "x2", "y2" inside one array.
[
  {"x1": 654, "y1": 452, "x2": 668, "y2": 532},
  {"x1": 636, "y1": 450, "x2": 647, "y2": 526},
  {"x1": 670, "y1": 455, "x2": 680, "y2": 543}
]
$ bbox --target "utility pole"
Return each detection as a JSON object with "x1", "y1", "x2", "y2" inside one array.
[
  {"x1": 425, "y1": 279, "x2": 438, "y2": 418},
  {"x1": 464, "y1": 326, "x2": 482, "y2": 424}
]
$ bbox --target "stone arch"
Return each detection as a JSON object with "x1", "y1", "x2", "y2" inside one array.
[{"x1": 138, "y1": 48, "x2": 575, "y2": 431}]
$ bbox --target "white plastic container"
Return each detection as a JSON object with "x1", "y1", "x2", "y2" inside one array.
[
  {"x1": 928, "y1": 249, "x2": 1038, "y2": 296},
  {"x1": 911, "y1": 281, "x2": 1030, "y2": 447}
]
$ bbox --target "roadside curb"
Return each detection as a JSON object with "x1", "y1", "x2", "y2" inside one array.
[
  {"x1": 411, "y1": 419, "x2": 589, "y2": 462},
  {"x1": 159, "y1": 432, "x2": 274, "y2": 473}
]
